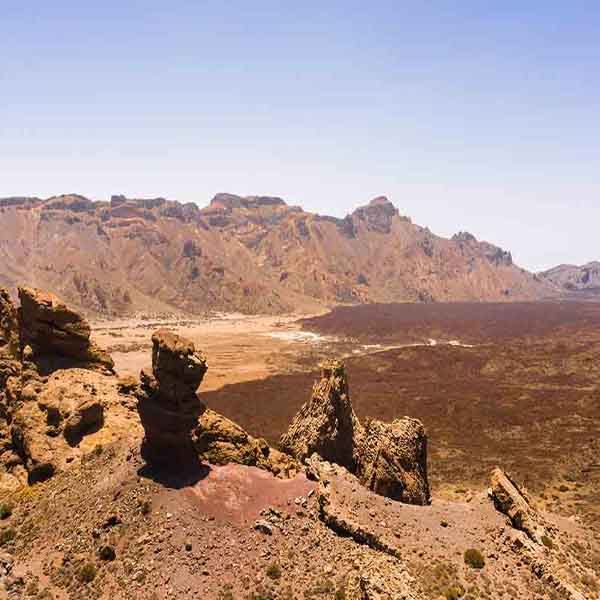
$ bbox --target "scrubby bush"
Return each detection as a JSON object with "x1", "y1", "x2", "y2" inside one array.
[
  {"x1": 0, "y1": 504, "x2": 12, "y2": 520},
  {"x1": 266, "y1": 562, "x2": 281, "y2": 580},
  {"x1": 77, "y1": 563, "x2": 97, "y2": 584},
  {"x1": 0, "y1": 527, "x2": 16, "y2": 546},
  {"x1": 464, "y1": 548, "x2": 485, "y2": 569},
  {"x1": 444, "y1": 585, "x2": 465, "y2": 600},
  {"x1": 541, "y1": 535, "x2": 554, "y2": 549}
]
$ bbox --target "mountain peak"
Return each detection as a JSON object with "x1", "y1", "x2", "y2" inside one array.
[
  {"x1": 210, "y1": 193, "x2": 287, "y2": 210},
  {"x1": 368, "y1": 195, "x2": 392, "y2": 207}
]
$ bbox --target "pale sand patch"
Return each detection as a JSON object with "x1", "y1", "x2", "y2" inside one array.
[{"x1": 91, "y1": 312, "x2": 325, "y2": 391}]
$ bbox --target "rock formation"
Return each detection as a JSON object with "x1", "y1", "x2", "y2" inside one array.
[
  {"x1": 280, "y1": 359, "x2": 362, "y2": 471},
  {"x1": 137, "y1": 328, "x2": 298, "y2": 476},
  {"x1": 193, "y1": 409, "x2": 298, "y2": 477},
  {"x1": 281, "y1": 360, "x2": 430, "y2": 505},
  {"x1": 0, "y1": 289, "x2": 18, "y2": 358},
  {"x1": 489, "y1": 467, "x2": 548, "y2": 544},
  {"x1": 357, "y1": 417, "x2": 430, "y2": 505},
  {"x1": 137, "y1": 329, "x2": 208, "y2": 466},
  {"x1": 0, "y1": 287, "x2": 125, "y2": 487},
  {"x1": 17, "y1": 286, "x2": 114, "y2": 374}
]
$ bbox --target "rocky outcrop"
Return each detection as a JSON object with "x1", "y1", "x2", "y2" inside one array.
[
  {"x1": 357, "y1": 417, "x2": 430, "y2": 505},
  {"x1": 281, "y1": 360, "x2": 430, "y2": 505},
  {"x1": 17, "y1": 286, "x2": 114, "y2": 374},
  {"x1": 137, "y1": 330, "x2": 207, "y2": 466},
  {"x1": 345, "y1": 554, "x2": 423, "y2": 600},
  {"x1": 280, "y1": 360, "x2": 362, "y2": 471},
  {"x1": 0, "y1": 289, "x2": 18, "y2": 358},
  {"x1": 137, "y1": 329, "x2": 299, "y2": 476},
  {"x1": 11, "y1": 369, "x2": 122, "y2": 484},
  {"x1": 309, "y1": 455, "x2": 424, "y2": 599},
  {"x1": 193, "y1": 409, "x2": 298, "y2": 478},
  {"x1": 489, "y1": 467, "x2": 548, "y2": 544},
  {"x1": 0, "y1": 287, "x2": 124, "y2": 487},
  {"x1": 490, "y1": 468, "x2": 588, "y2": 600}
]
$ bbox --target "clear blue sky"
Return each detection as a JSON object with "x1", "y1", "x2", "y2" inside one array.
[{"x1": 2, "y1": 1, "x2": 599, "y2": 271}]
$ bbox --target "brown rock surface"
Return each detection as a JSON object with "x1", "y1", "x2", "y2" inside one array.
[
  {"x1": 10, "y1": 369, "x2": 126, "y2": 484},
  {"x1": 137, "y1": 330, "x2": 207, "y2": 466},
  {"x1": 150, "y1": 328, "x2": 207, "y2": 404},
  {"x1": 357, "y1": 417, "x2": 430, "y2": 505},
  {"x1": 17, "y1": 286, "x2": 114, "y2": 373},
  {"x1": 193, "y1": 409, "x2": 298, "y2": 478},
  {"x1": 279, "y1": 359, "x2": 363, "y2": 471},
  {"x1": 281, "y1": 360, "x2": 429, "y2": 504},
  {"x1": 489, "y1": 467, "x2": 548, "y2": 544},
  {"x1": 0, "y1": 288, "x2": 18, "y2": 358}
]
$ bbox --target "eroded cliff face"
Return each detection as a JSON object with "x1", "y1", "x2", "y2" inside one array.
[
  {"x1": 0, "y1": 287, "x2": 125, "y2": 488},
  {"x1": 0, "y1": 193, "x2": 553, "y2": 316}
]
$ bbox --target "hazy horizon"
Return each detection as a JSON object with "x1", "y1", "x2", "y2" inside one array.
[{"x1": 2, "y1": 2, "x2": 599, "y2": 272}]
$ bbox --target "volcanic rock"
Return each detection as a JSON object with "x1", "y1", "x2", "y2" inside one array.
[
  {"x1": 357, "y1": 417, "x2": 430, "y2": 505},
  {"x1": 0, "y1": 289, "x2": 18, "y2": 358},
  {"x1": 137, "y1": 330, "x2": 207, "y2": 466},
  {"x1": 489, "y1": 467, "x2": 548, "y2": 544},
  {"x1": 279, "y1": 359, "x2": 363, "y2": 471},
  {"x1": 17, "y1": 286, "x2": 114, "y2": 374},
  {"x1": 282, "y1": 360, "x2": 430, "y2": 504},
  {"x1": 150, "y1": 329, "x2": 207, "y2": 405},
  {"x1": 193, "y1": 409, "x2": 298, "y2": 478},
  {"x1": 11, "y1": 369, "x2": 116, "y2": 484}
]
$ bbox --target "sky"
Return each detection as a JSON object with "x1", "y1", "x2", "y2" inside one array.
[{"x1": 1, "y1": 1, "x2": 599, "y2": 271}]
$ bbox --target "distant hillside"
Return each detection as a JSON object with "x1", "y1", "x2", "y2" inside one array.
[
  {"x1": 539, "y1": 262, "x2": 600, "y2": 297},
  {"x1": 0, "y1": 193, "x2": 555, "y2": 315}
]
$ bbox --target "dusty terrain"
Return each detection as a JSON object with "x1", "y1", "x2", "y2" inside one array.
[
  {"x1": 91, "y1": 301, "x2": 600, "y2": 528},
  {"x1": 91, "y1": 312, "x2": 337, "y2": 392},
  {"x1": 2, "y1": 294, "x2": 600, "y2": 599},
  {"x1": 195, "y1": 302, "x2": 600, "y2": 527}
]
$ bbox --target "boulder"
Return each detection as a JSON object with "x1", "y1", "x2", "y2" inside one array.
[
  {"x1": 357, "y1": 417, "x2": 430, "y2": 505},
  {"x1": 193, "y1": 409, "x2": 298, "y2": 478},
  {"x1": 137, "y1": 330, "x2": 207, "y2": 466},
  {"x1": 11, "y1": 369, "x2": 111, "y2": 483},
  {"x1": 17, "y1": 287, "x2": 113, "y2": 374},
  {"x1": 279, "y1": 360, "x2": 363, "y2": 471},
  {"x1": 150, "y1": 329, "x2": 207, "y2": 405},
  {"x1": 489, "y1": 467, "x2": 548, "y2": 544}
]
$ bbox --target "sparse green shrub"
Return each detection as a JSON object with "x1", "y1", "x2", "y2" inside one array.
[
  {"x1": 0, "y1": 504, "x2": 12, "y2": 520},
  {"x1": 541, "y1": 535, "x2": 554, "y2": 549},
  {"x1": 464, "y1": 548, "x2": 485, "y2": 569},
  {"x1": 77, "y1": 563, "x2": 97, "y2": 584},
  {"x1": 0, "y1": 527, "x2": 16, "y2": 546},
  {"x1": 140, "y1": 499, "x2": 152, "y2": 515},
  {"x1": 335, "y1": 587, "x2": 346, "y2": 600},
  {"x1": 444, "y1": 585, "x2": 465, "y2": 600},
  {"x1": 93, "y1": 444, "x2": 104, "y2": 456},
  {"x1": 266, "y1": 562, "x2": 281, "y2": 580}
]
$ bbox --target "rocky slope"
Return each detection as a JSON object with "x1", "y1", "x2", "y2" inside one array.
[
  {"x1": 0, "y1": 193, "x2": 554, "y2": 316},
  {"x1": 539, "y1": 262, "x2": 600, "y2": 296},
  {"x1": 0, "y1": 287, "x2": 598, "y2": 599}
]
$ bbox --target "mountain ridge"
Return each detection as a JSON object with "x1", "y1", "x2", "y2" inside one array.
[{"x1": 0, "y1": 192, "x2": 556, "y2": 316}]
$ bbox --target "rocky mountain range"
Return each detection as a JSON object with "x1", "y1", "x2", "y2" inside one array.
[
  {"x1": 539, "y1": 262, "x2": 600, "y2": 296},
  {"x1": 0, "y1": 193, "x2": 555, "y2": 316}
]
